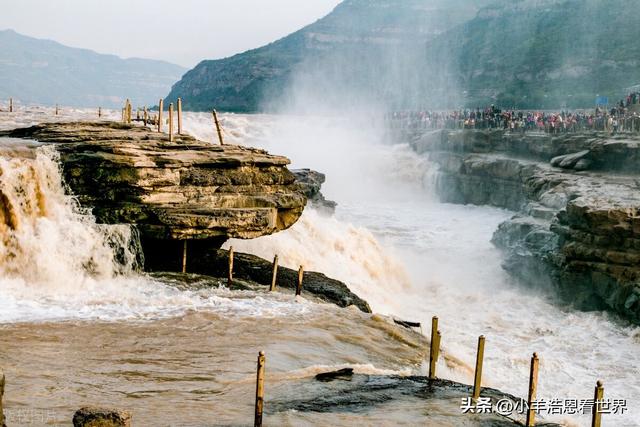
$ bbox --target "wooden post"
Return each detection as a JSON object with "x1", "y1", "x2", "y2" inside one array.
[
  {"x1": 592, "y1": 380, "x2": 604, "y2": 427},
  {"x1": 270, "y1": 255, "x2": 278, "y2": 292},
  {"x1": 98, "y1": 106, "x2": 102, "y2": 118},
  {"x1": 525, "y1": 352, "x2": 539, "y2": 427},
  {"x1": 55, "y1": 104, "x2": 59, "y2": 115},
  {"x1": 177, "y1": 97, "x2": 183, "y2": 135},
  {"x1": 0, "y1": 369, "x2": 4, "y2": 427},
  {"x1": 158, "y1": 99, "x2": 164, "y2": 133},
  {"x1": 168, "y1": 103, "x2": 174, "y2": 142},
  {"x1": 182, "y1": 240, "x2": 187, "y2": 274},
  {"x1": 228, "y1": 246, "x2": 234, "y2": 287},
  {"x1": 254, "y1": 351, "x2": 266, "y2": 427},
  {"x1": 428, "y1": 316, "x2": 439, "y2": 379},
  {"x1": 213, "y1": 109, "x2": 225, "y2": 145},
  {"x1": 296, "y1": 266, "x2": 304, "y2": 296},
  {"x1": 9, "y1": 98, "x2": 13, "y2": 113},
  {"x1": 472, "y1": 335, "x2": 485, "y2": 400}
]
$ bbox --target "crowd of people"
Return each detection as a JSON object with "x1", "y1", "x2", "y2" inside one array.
[{"x1": 388, "y1": 92, "x2": 640, "y2": 134}]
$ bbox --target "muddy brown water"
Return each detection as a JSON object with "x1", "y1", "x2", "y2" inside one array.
[{"x1": 0, "y1": 289, "x2": 438, "y2": 426}]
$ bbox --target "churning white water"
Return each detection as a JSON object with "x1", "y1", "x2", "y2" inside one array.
[
  {"x1": 0, "y1": 107, "x2": 638, "y2": 425},
  {"x1": 180, "y1": 111, "x2": 640, "y2": 426},
  {"x1": 0, "y1": 132, "x2": 315, "y2": 323}
]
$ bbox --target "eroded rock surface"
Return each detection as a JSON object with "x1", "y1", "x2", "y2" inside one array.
[
  {"x1": 292, "y1": 168, "x2": 337, "y2": 213},
  {"x1": 72, "y1": 407, "x2": 131, "y2": 427},
  {"x1": 188, "y1": 248, "x2": 371, "y2": 313},
  {"x1": 405, "y1": 129, "x2": 640, "y2": 323},
  {"x1": 1, "y1": 122, "x2": 307, "y2": 242}
]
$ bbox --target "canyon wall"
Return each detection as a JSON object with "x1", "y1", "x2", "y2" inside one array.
[{"x1": 406, "y1": 128, "x2": 640, "y2": 323}]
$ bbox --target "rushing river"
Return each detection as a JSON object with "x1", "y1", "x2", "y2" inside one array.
[{"x1": 0, "y1": 106, "x2": 638, "y2": 426}]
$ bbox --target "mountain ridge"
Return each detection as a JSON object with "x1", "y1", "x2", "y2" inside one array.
[
  {"x1": 166, "y1": 0, "x2": 640, "y2": 112},
  {"x1": 0, "y1": 29, "x2": 186, "y2": 108}
]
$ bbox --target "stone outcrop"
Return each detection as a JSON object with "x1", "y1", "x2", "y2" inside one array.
[
  {"x1": 1, "y1": 121, "x2": 374, "y2": 312},
  {"x1": 188, "y1": 249, "x2": 371, "y2": 313},
  {"x1": 291, "y1": 169, "x2": 337, "y2": 213},
  {"x1": 1, "y1": 121, "x2": 307, "y2": 246},
  {"x1": 271, "y1": 374, "x2": 561, "y2": 426},
  {"x1": 406, "y1": 129, "x2": 640, "y2": 324},
  {"x1": 72, "y1": 407, "x2": 131, "y2": 427}
]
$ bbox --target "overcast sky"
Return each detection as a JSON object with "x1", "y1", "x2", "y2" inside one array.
[{"x1": 1, "y1": 0, "x2": 341, "y2": 68}]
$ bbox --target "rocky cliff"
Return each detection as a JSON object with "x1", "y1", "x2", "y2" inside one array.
[
  {"x1": 432, "y1": 0, "x2": 640, "y2": 108},
  {"x1": 167, "y1": 0, "x2": 640, "y2": 112},
  {"x1": 406, "y1": 129, "x2": 640, "y2": 324},
  {"x1": 1, "y1": 122, "x2": 307, "y2": 266},
  {"x1": 165, "y1": 0, "x2": 493, "y2": 112},
  {"x1": 0, "y1": 121, "x2": 375, "y2": 311}
]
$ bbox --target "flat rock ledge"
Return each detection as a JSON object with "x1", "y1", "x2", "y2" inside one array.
[{"x1": 1, "y1": 121, "x2": 307, "y2": 242}]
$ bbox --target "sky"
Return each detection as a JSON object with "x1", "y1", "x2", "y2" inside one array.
[{"x1": 0, "y1": 0, "x2": 342, "y2": 68}]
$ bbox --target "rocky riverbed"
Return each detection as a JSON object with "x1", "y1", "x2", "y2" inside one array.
[{"x1": 403, "y1": 128, "x2": 640, "y2": 324}]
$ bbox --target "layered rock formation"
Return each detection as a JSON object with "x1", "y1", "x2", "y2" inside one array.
[
  {"x1": 1, "y1": 122, "x2": 306, "y2": 242},
  {"x1": 291, "y1": 169, "x2": 337, "y2": 213},
  {"x1": 165, "y1": 0, "x2": 494, "y2": 111},
  {"x1": 167, "y1": 0, "x2": 640, "y2": 112},
  {"x1": 406, "y1": 129, "x2": 640, "y2": 323},
  {"x1": 1, "y1": 121, "x2": 375, "y2": 311}
]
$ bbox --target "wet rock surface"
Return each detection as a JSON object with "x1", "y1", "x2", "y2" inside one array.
[
  {"x1": 0, "y1": 121, "x2": 375, "y2": 313},
  {"x1": 270, "y1": 374, "x2": 561, "y2": 426},
  {"x1": 0, "y1": 121, "x2": 307, "y2": 241},
  {"x1": 72, "y1": 407, "x2": 131, "y2": 427},
  {"x1": 405, "y1": 129, "x2": 640, "y2": 324},
  {"x1": 188, "y1": 248, "x2": 372, "y2": 313},
  {"x1": 292, "y1": 168, "x2": 337, "y2": 213}
]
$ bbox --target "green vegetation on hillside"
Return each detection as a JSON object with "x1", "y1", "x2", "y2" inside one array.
[{"x1": 167, "y1": 0, "x2": 640, "y2": 112}]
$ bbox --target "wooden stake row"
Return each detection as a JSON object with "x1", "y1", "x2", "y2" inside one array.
[
  {"x1": 149, "y1": 97, "x2": 184, "y2": 141},
  {"x1": 224, "y1": 250, "x2": 303, "y2": 297},
  {"x1": 425, "y1": 317, "x2": 607, "y2": 427},
  {"x1": 116, "y1": 97, "x2": 230, "y2": 145}
]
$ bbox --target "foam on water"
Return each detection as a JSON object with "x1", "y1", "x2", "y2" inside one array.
[
  {"x1": 182, "y1": 111, "x2": 640, "y2": 426},
  {"x1": 1, "y1": 108, "x2": 638, "y2": 424},
  {"x1": 0, "y1": 135, "x2": 311, "y2": 323}
]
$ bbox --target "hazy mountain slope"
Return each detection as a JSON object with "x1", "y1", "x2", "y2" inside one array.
[
  {"x1": 168, "y1": 0, "x2": 640, "y2": 112},
  {"x1": 442, "y1": 0, "x2": 640, "y2": 108},
  {"x1": 0, "y1": 29, "x2": 186, "y2": 108},
  {"x1": 166, "y1": 0, "x2": 494, "y2": 112}
]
